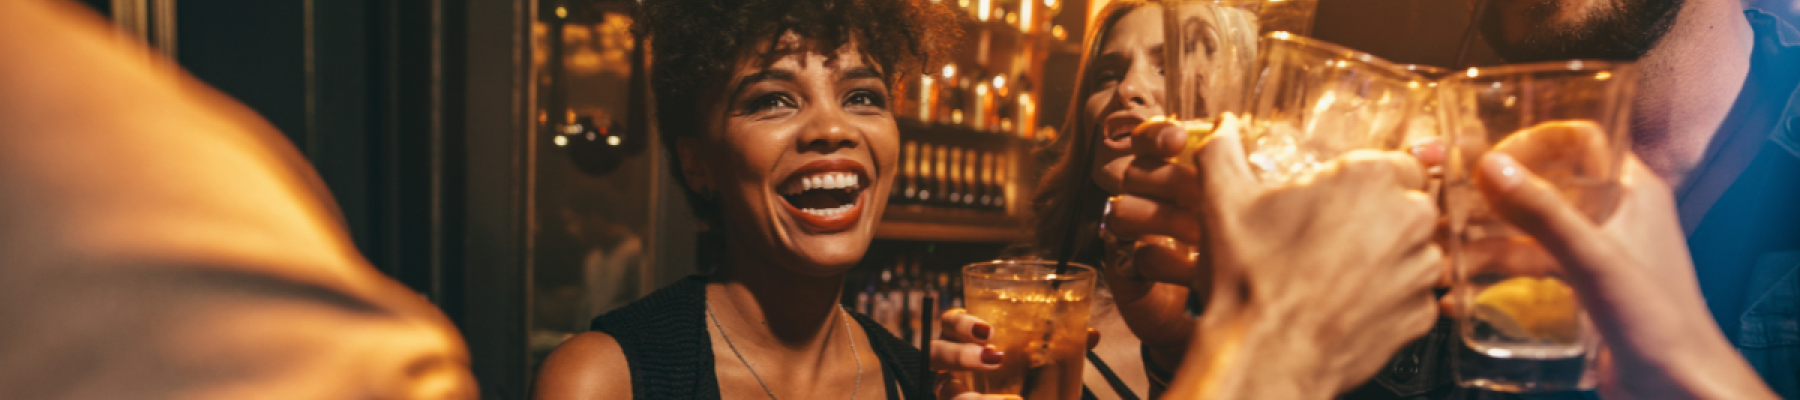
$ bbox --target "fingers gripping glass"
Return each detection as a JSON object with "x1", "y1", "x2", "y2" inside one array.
[
  {"x1": 957, "y1": 261, "x2": 1098, "y2": 400},
  {"x1": 1441, "y1": 60, "x2": 1637, "y2": 393}
]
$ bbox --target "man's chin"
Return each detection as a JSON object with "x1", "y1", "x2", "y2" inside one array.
[{"x1": 1478, "y1": 0, "x2": 1683, "y2": 63}]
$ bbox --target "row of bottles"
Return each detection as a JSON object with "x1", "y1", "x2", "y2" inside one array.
[
  {"x1": 891, "y1": 140, "x2": 1011, "y2": 211},
  {"x1": 902, "y1": 67, "x2": 1042, "y2": 139},
  {"x1": 854, "y1": 253, "x2": 965, "y2": 349}
]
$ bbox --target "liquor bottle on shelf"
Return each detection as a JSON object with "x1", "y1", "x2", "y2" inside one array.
[
  {"x1": 891, "y1": 141, "x2": 908, "y2": 204},
  {"x1": 895, "y1": 256, "x2": 913, "y2": 343},
  {"x1": 874, "y1": 263, "x2": 898, "y2": 335},
  {"x1": 917, "y1": 74, "x2": 936, "y2": 122},
  {"x1": 973, "y1": 151, "x2": 990, "y2": 208},
  {"x1": 898, "y1": 141, "x2": 918, "y2": 204},
  {"x1": 961, "y1": 147, "x2": 979, "y2": 207},
  {"x1": 916, "y1": 143, "x2": 935, "y2": 204},
  {"x1": 947, "y1": 79, "x2": 968, "y2": 126},
  {"x1": 988, "y1": 150, "x2": 1007, "y2": 211},
  {"x1": 972, "y1": 83, "x2": 990, "y2": 131},
  {"x1": 857, "y1": 274, "x2": 876, "y2": 316},
  {"x1": 905, "y1": 259, "x2": 927, "y2": 348},
  {"x1": 936, "y1": 272, "x2": 955, "y2": 316},
  {"x1": 950, "y1": 272, "x2": 965, "y2": 310},
  {"x1": 934, "y1": 145, "x2": 950, "y2": 207},
  {"x1": 946, "y1": 147, "x2": 963, "y2": 207}
]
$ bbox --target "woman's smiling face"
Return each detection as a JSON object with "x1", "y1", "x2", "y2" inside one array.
[{"x1": 683, "y1": 34, "x2": 898, "y2": 275}]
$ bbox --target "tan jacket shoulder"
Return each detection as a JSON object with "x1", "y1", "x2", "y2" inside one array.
[{"x1": 0, "y1": 1, "x2": 475, "y2": 398}]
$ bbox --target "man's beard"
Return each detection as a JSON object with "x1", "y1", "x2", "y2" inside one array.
[{"x1": 1479, "y1": 0, "x2": 1685, "y2": 62}]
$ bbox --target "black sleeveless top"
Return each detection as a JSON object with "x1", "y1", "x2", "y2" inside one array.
[{"x1": 591, "y1": 275, "x2": 927, "y2": 399}]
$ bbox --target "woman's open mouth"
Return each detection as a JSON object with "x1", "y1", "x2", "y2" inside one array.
[
  {"x1": 1103, "y1": 113, "x2": 1146, "y2": 143},
  {"x1": 777, "y1": 160, "x2": 870, "y2": 232}
]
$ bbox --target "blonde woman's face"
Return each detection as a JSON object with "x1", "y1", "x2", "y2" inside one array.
[{"x1": 1083, "y1": 7, "x2": 1167, "y2": 194}]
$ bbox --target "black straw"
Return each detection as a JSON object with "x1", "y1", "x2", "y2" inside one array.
[
  {"x1": 1052, "y1": 126, "x2": 1105, "y2": 275},
  {"x1": 919, "y1": 296, "x2": 934, "y2": 398}
]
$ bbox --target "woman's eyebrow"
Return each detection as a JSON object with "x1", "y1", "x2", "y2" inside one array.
[
  {"x1": 730, "y1": 68, "x2": 798, "y2": 98},
  {"x1": 839, "y1": 66, "x2": 882, "y2": 82}
]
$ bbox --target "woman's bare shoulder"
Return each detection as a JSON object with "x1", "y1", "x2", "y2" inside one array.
[{"x1": 531, "y1": 331, "x2": 633, "y2": 400}]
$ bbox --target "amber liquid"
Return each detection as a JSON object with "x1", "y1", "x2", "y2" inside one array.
[{"x1": 957, "y1": 275, "x2": 1092, "y2": 399}]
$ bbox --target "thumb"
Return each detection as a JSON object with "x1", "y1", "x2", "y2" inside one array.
[
  {"x1": 1196, "y1": 114, "x2": 1258, "y2": 212},
  {"x1": 1473, "y1": 152, "x2": 1623, "y2": 291}
]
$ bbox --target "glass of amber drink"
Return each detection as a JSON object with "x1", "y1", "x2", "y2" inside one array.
[
  {"x1": 1440, "y1": 60, "x2": 1638, "y2": 393},
  {"x1": 958, "y1": 260, "x2": 1096, "y2": 400}
]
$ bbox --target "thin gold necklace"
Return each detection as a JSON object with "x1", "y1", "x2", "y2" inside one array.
[{"x1": 707, "y1": 302, "x2": 863, "y2": 400}]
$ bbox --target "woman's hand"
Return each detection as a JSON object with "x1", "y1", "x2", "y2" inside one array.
[
  {"x1": 1094, "y1": 118, "x2": 1214, "y2": 374},
  {"x1": 929, "y1": 309, "x2": 1097, "y2": 400},
  {"x1": 929, "y1": 309, "x2": 1006, "y2": 373},
  {"x1": 1467, "y1": 150, "x2": 1778, "y2": 400},
  {"x1": 1113, "y1": 118, "x2": 1442, "y2": 400}
]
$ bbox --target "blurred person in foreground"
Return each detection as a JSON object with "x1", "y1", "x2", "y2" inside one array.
[
  {"x1": 0, "y1": 0, "x2": 474, "y2": 398},
  {"x1": 1107, "y1": 0, "x2": 1800, "y2": 398}
]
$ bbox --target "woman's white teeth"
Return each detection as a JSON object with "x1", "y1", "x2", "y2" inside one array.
[
  {"x1": 800, "y1": 203, "x2": 857, "y2": 217},
  {"x1": 787, "y1": 172, "x2": 861, "y2": 194}
]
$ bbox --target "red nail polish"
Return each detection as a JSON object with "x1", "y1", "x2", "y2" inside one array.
[
  {"x1": 972, "y1": 324, "x2": 991, "y2": 340},
  {"x1": 981, "y1": 348, "x2": 1005, "y2": 365}
]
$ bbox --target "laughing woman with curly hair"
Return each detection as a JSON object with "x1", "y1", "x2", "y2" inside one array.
[{"x1": 531, "y1": 1, "x2": 961, "y2": 399}]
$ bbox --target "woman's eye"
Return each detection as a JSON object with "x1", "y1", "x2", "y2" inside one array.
[
  {"x1": 845, "y1": 91, "x2": 887, "y2": 109},
  {"x1": 749, "y1": 94, "x2": 796, "y2": 112},
  {"x1": 1095, "y1": 69, "x2": 1123, "y2": 84}
]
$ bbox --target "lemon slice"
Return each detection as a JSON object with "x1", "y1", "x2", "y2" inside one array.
[
  {"x1": 1472, "y1": 276, "x2": 1580, "y2": 344},
  {"x1": 1144, "y1": 113, "x2": 1233, "y2": 167}
]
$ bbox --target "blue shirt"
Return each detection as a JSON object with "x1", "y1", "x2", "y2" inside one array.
[{"x1": 1688, "y1": 9, "x2": 1800, "y2": 399}]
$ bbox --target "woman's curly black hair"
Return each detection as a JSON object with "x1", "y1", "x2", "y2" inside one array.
[{"x1": 636, "y1": 0, "x2": 960, "y2": 228}]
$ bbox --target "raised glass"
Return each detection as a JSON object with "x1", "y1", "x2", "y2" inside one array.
[
  {"x1": 1440, "y1": 60, "x2": 1638, "y2": 393},
  {"x1": 1238, "y1": 33, "x2": 1441, "y2": 182},
  {"x1": 957, "y1": 260, "x2": 1097, "y2": 400}
]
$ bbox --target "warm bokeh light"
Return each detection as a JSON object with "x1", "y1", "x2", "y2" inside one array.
[{"x1": 1018, "y1": 0, "x2": 1032, "y2": 33}]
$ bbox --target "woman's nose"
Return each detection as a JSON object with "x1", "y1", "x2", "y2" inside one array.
[
  {"x1": 1116, "y1": 63, "x2": 1163, "y2": 109},
  {"x1": 797, "y1": 112, "x2": 860, "y2": 153}
]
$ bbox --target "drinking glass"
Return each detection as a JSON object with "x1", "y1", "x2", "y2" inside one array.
[
  {"x1": 1237, "y1": 32, "x2": 1441, "y2": 182},
  {"x1": 957, "y1": 260, "x2": 1097, "y2": 400},
  {"x1": 1439, "y1": 60, "x2": 1638, "y2": 393},
  {"x1": 1156, "y1": 0, "x2": 1319, "y2": 150},
  {"x1": 1159, "y1": 0, "x2": 1261, "y2": 123}
]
